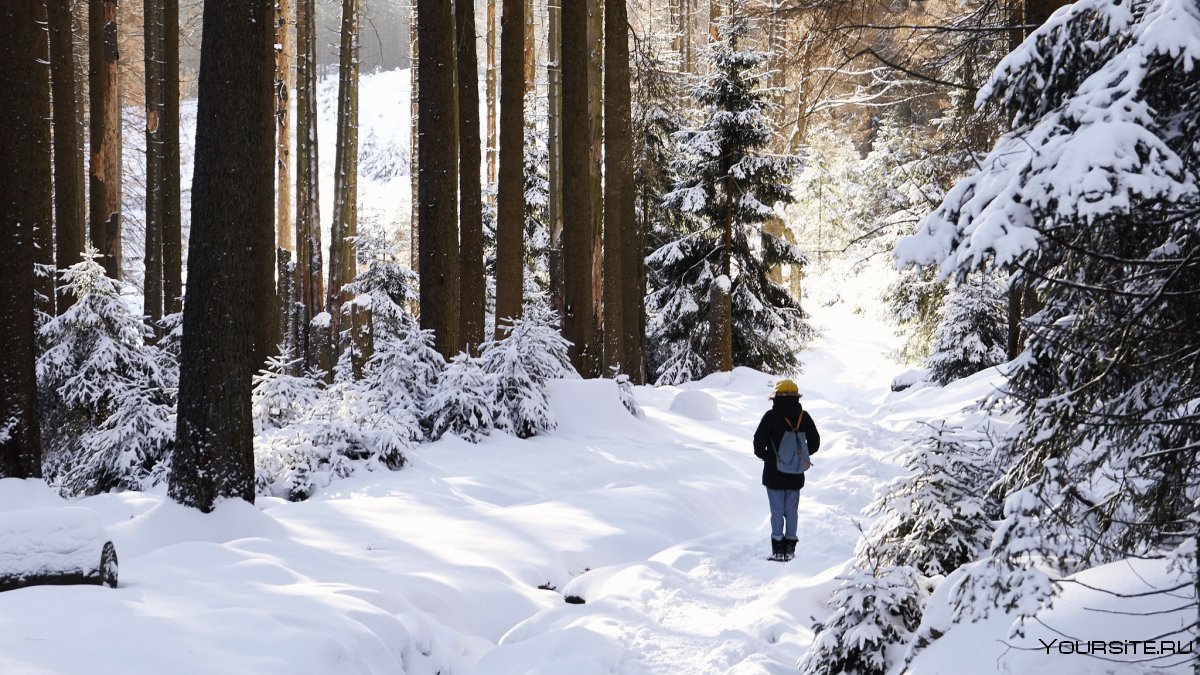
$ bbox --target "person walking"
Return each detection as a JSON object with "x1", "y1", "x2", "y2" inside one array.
[{"x1": 753, "y1": 379, "x2": 820, "y2": 561}]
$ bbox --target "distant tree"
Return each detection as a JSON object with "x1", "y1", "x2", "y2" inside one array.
[
  {"x1": 144, "y1": 0, "x2": 167, "y2": 331},
  {"x1": 658, "y1": 7, "x2": 808, "y2": 380},
  {"x1": 0, "y1": 0, "x2": 45, "y2": 478},
  {"x1": 495, "y1": 0, "x2": 526, "y2": 335},
  {"x1": 89, "y1": 0, "x2": 123, "y2": 280},
  {"x1": 170, "y1": 0, "x2": 275, "y2": 512},
  {"x1": 925, "y1": 273, "x2": 1008, "y2": 385},
  {"x1": 295, "y1": 0, "x2": 324, "y2": 371},
  {"x1": 417, "y1": 0, "x2": 461, "y2": 358},
  {"x1": 327, "y1": 0, "x2": 362, "y2": 372}
]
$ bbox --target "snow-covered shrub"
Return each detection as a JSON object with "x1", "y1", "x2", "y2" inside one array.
[
  {"x1": 615, "y1": 374, "x2": 642, "y2": 417},
  {"x1": 857, "y1": 423, "x2": 997, "y2": 577},
  {"x1": 479, "y1": 299, "x2": 575, "y2": 438},
  {"x1": 252, "y1": 351, "x2": 322, "y2": 433},
  {"x1": 925, "y1": 273, "x2": 1008, "y2": 384},
  {"x1": 37, "y1": 251, "x2": 176, "y2": 495},
  {"x1": 798, "y1": 563, "x2": 927, "y2": 675},
  {"x1": 427, "y1": 353, "x2": 497, "y2": 443},
  {"x1": 254, "y1": 260, "x2": 437, "y2": 500}
]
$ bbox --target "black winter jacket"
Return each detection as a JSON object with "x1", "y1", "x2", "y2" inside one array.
[{"x1": 753, "y1": 397, "x2": 820, "y2": 490}]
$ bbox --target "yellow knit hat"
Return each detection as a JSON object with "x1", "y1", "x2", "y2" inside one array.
[{"x1": 773, "y1": 379, "x2": 799, "y2": 396}]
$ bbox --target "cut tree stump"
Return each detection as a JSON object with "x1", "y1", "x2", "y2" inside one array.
[{"x1": 0, "y1": 507, "x2": 119, "y2": 592}]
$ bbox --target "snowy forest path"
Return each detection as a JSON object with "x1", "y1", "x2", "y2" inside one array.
[{"x1": 490, "y1": 301, "x2": 921, "y2": 674}]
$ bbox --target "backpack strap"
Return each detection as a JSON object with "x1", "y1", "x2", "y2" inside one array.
[{"x1": 784, "y1": 416, "x2": 801, "y2": 433}]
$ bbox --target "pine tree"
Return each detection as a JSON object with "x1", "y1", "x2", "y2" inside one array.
[
  {"x1": 38, "y1": 252, "x2": 176, "y2": 495},
  {"x1": 427, "y1": 353, "x2": 497, "y2": 444},
  {"x1": 495, "y1": 0, "x2": 526, "y2": 334},
  {"x1": 89, "y1": 0, "x2": 122, "y2": 280},
  {"x1": 656, "y1": 7, "x2": 809, "y2": 382},
  {"x1": 479, "y1": 298, "x2": 575, "y2": 438},
  {"x1": 798, "y1": 562, "x2": 927, "y2": 675},
  {"x1": 858, "y1": 423, "x2": 997, "y2": 577},
  {"x1": 925, "y1": 273, "x2": 1008, "y2": 385},
  {"x1": 48, "y1": 0, "x2": 86, "y2": 313},
  {"x1": 896, "y1": 0, "x2": 1200, "y2": 624}
]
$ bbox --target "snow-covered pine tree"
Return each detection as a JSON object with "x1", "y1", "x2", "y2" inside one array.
[
  {"x1": 479, "y1": 297, "x2": 576, "y2": 438},
  {"x1": 655, "y1": 5, "x2": 809, "y2": 383},
  {"x1": 524, "y1": 120, "x2": 550, "y2": 293},
  {"x1": 896, "y1": 0, "x2": 1200, "y2": 624},
  {"x1": 38, "y1": 250, "x2": 175, "y2": 495},
  {"x1": 251, "y1": 350, "x2": 322, "y2": 433},
  {"x1": 798, "y1": 562, "x2": 927, "y2": 675},
  {"x1": 925, "y1": 273, "x2": 1008, "y2": 385},
  {"x1": 427, "y1": 353, "x2": 497, "y2": 443},
  {"x1": 857, "y1": 423, "x2": 997, "y2": 577}
]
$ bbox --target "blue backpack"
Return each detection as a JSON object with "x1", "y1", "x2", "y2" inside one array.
[{"x1": 775, "y1": 415, "x2": 810, "y2": 475}]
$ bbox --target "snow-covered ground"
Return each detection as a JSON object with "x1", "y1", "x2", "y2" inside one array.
[{"x1": 1, "y1": 296, "x2": 1189, "y2": 673}]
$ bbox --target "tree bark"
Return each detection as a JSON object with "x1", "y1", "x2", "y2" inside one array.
[
  {"x1": 49, "y1": 0, "x2": 87, "y2": 312},
  {"x1": 546, "y1": 0, "x2": 564, "y2": 320},
  {"x1": 601, "y1": 0, "x2": 627, "y2": 375},
  {"x1": 495, "y1": 0, "x2": 526, "y2": 336},
  {"x1": 276, "y1": 0, "x2": 293, "y2": 254},
  {"x1": 417, "y1": 0, "x2": 461, "y2": 358},
  {"x1": 328, "y1": 0, "x2": 360, "y2": 372},
  {"x1": 587, "y1": 0, "x2": 604, "y2": 378},
  {"x1": 170, "y1": 0, "x2": 275, "y2": 512},
  {"x1": 458, "y1": 0, "x2": 486, "y2": 351},
  {"x1": 295, "y1": 0, "x2": 324, "y2": 370},
  {"x1": 561, "y1": 0, "x2": 595, "y2": 374},
  {"x1": 162, "y1": 0, "x2": 183, "y2": 315},
  {"x1": 32, "y1": 0, "x2": 55, "y2": 317},
  {"x1": 0, "y1": 0, "x2": 45, "y2": 479},
  {"x1": 144, "y1": 0, "x2": 165, "y2": 331},
  {"x1": 605, "y1": 0, "x2": 642, "y2": 382},
  {"x1": 523, "y1": 0, "x2": 536, "y2": 95},
  {"x1": 89, "y1": 0, "x2": 122, "y2": 280},
  {"x1": 486, "y1": 0, "x2": 498, "y2": 194},
  {"x1": 409, "y1": 5, "x2": 420, "y2": 270}
]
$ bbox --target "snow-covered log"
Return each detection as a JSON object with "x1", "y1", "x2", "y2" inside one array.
[{"x1": 0, "y1": 507, "x2": 118, "y2": 591}]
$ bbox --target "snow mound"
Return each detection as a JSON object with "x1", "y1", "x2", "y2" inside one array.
[
  {"x1": 546, "y1": 378, "x2": 639, "y2": 434},
  {"x1": 669, "y1": 389, "x2": 722, "y2": 420}
]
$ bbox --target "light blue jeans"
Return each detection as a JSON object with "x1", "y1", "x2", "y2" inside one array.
[{"x1": 767, "y1": 489, "x2": 800, "y2": 540}]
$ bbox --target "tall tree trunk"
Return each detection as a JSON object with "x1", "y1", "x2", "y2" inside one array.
[
  {"x1": 0, "y1": 0, "x2": 46, "y2": 479},
  {"x1": 328, "y1": 0, "x2": 360, "y2": 372},
  {"x1": 605, "y1": 0, "x2": 641, "y2": 381},
  {"x1": 417, "y1": 0, "x2": 461, "y2": 358},
  {"x1": 495, "y1": 0, "x2": 526, "y2": 335},
  {"x1": 32, "y1": 1, "x2": 55, "y2": 317},
  {"x1": 295, "y1": 0, "x2": 324, "y2": 370},
  {"x1": 458, "y1": 0, "x2": 485, "y2": 352},
  {"x1": 162, "y1": 0, "x2": 183, "y2": 315},
  {"x1": 170, "y1": 0, "x2": 275, "y2": 512},
  {"x1": 276, "y1": 0, "x2": 293, "y2": 254},
  {"x1": 546, "y1": 0, "x2": 564, "y2": 320},
  {"x1": 144, "y1": 0, "x2": 165, "y2": 332},
  {"x1": 486, "y1": 0, "x2": 498, "y2": 195},
  {"x1": 89, "y1": 0, "x2": 122, "y2": 280},
  {"x1": 49, "y1": 0, "x2": 87, "y2": 312},
  {"x1": 523, "y1": 0, "x2": 536, "y2": 95},
  {"x1": 409, "y1": 6, "x2": 419, "y2": 269},
  {"x1": 712, "y1": 176, "x2": 734, "y2": 372},
  {"x1": 587, "y1": 0, "x2": 603, "y2": 378},
  {"x1": 601, "y1": 0, "x2": 625, "y2": 374},
  {"x1": 561, "y1": 0, "x2": 595, "y2": 375},
  {"x1": 709, "y1": 0, "x2": 722, "y2": 40}
]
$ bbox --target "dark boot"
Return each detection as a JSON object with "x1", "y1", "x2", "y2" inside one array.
[
  {"x1": 771, "y1": 538, "x2": 783, "y2": 560},
  {"x1": 783, "y1": 538, "x2": 797, "y2": 560}
]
